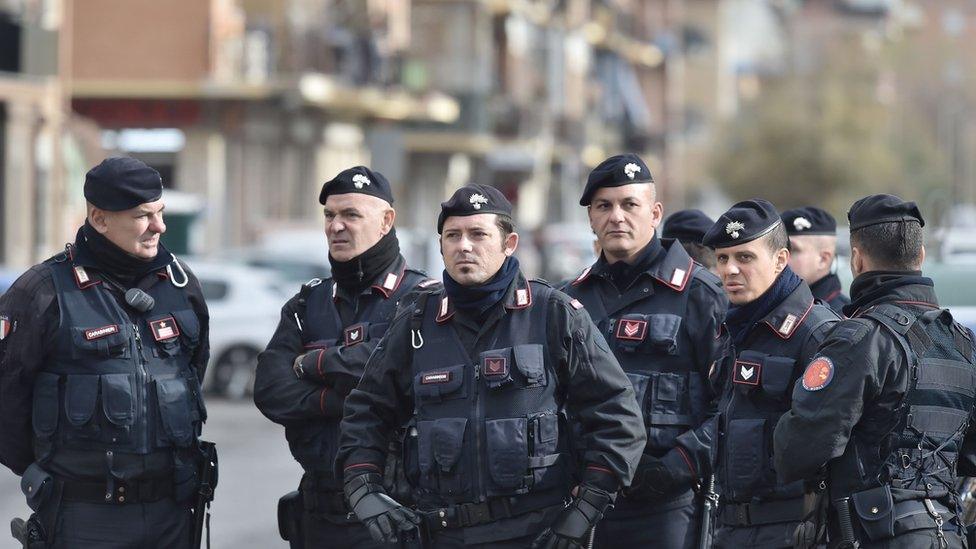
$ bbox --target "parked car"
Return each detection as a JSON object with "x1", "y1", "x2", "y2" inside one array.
[
  {"x1": 0, "y1": 267, "x2": 20, "y2": 296},
  {"x1": 184, "y1": 259, "x2": 289, "y2": 398}
]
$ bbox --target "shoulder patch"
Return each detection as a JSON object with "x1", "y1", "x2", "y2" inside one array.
[
  {"x1": 826, "y1": 320, "x2": 871, "y2": 347},
  {"x1": 0, "y1": 316, "x2": 13, "y2": 340},
  {"x1": 418, "y1": 278, "x2": 440, "y2": 289},
  {"x1": 801, "y1": 356, "x2": 834, "y2": 391},
  {"x1": 570, "y1": 298, "x2": 584, "y2": 310},
  {"x1": 305, "y1": 277, "x2": 323, "y2": 288}
]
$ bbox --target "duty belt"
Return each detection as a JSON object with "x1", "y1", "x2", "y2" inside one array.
[
  {"x1": 420, "y1": 490, "x2": 566, "y2": 532},
  {"x1": 721, "y1": 497, "x2": 808, "y2": 526},
  {"x1": 299, "y1": 471, "x2": 351, "y2": 519},
  {"x1": 61, "y1": 477, "x2": 173, "y2": 504}
]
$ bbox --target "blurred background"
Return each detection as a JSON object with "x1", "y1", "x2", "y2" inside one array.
[{"x1": 1, "y1": 0, "x2": 975, "y2": 546}]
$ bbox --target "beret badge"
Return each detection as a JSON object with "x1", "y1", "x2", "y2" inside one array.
[
  {"x1": 469, "y1": 193, "x2": 488, "y2": 210},
  {"x1": 624, "y1": 163, "x2": 641, "y2": 181},
  {"x1": 352, "y1": 174, "x2": 371, "y2": 189},
  {"x1": 792, "y1": 217, "x2": 812, "y2": 231},
  {"x1": 726, "y1": 221, "x2": 745, "y2": 239}
]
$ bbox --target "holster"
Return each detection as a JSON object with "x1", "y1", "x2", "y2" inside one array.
[
  {"x1": 277, "y1": 491, "x2": 306, "y2": 549},
  {"x1": 11, "y1": 463, "x2": 62, "y2": 549},
  {"x1": 851, "y1": 485, "x2": 895, "y2": 542}
]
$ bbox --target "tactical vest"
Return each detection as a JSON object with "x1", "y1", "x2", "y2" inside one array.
[
  {"x1": 403, "y1": 282, "x2": 570, "y2": 506},
  {"x1": 285, "y1": 268, "x2": 426, "y2": 475},
  {"x1": 830, "y1": 303, "x2": 976, "y2": 501},
  {"x1": 32, "y1": 253, "x2": 204, "y2": 478},
  {"x1": 720, "y1": 302, "x2": 837, "y2": 504},
  {"x1": 568, "y1": 264, "x2": 710, "y2": 457}
]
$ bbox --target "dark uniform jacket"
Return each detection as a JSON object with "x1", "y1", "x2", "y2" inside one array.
[
  {"x1": 561, "y1": 238, "x2": 728, "y2": 515},
  {"x1": 716, "y1": 283, "x2": 838, "y2": 530},
  {"x1": 0, "y1": 244, "x2": 209, "y2": 489},
  {"x1": 810, "y1": 273, "x2": 850, "y2": 315},
  {"x1": 254, "y1": 255, "x2": 429, "y2": 503},
  {"x1": 337, "y1": 273, "x2": 646, "y2": 544},
  {"x1": 774, "y1": 275, "x2": 976, "y2": 545}
]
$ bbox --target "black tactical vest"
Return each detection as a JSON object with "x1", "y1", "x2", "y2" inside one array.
[
  {"x1": 32, "y1": 252, "x2": 204, "y2": 478},
  {"x1": 403, "y1": 281, "x2": 570, "y2": 506},
  {"x1": 566, "y1": 253, "x2": 713, "y2": 457},
  {"x1": 286, "y1": 265, "x2": 427, "y2": 474},
  {"x1": 829, "y1": 303, "x2": 976, "y2": 501},
  {"x1": 719, "y1": 287, "x2": 838, "y2": 503}
]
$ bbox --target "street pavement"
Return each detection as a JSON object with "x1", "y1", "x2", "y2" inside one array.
[{"x1": 0, "y1": 397, "x2": 303, "y2": 548}]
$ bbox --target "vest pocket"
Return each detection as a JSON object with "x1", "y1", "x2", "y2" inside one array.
[
  {"x1": 71, "y1": 326, "x2": 130, "y2": 359},
  {"x1": 513, "y1": 344, "x2": 546, "y2": 387},
  {"x1": 646, "y1": 314, "x2": 682, "y2": 355},
  {"x1": 171, "y1": 309, "x2": 201, "y2": 347},
  {"x1": 64, "y1": 375, "x2": 99, "y2": 431},
  {"x1": 414, "y1": 365, "x2": 467, "y2": 403},
  {"x1": 32, "y1": 373, "x2": 60, "y2": 437},
  {"x1": 760, "y1": 356, "x2": 796, "y2": 399},
  {"x1": 485, "y1": 417, "x2": 529, "y2": 491},
  {"x1": 851, "y1": 485, "x2": 895, "y2": 541},
  {"x1": 417, "y1": 418, "x2": 468, "y2": 496},
  {"x1": 646, "y1": 372, "x2": 694, "y2": 450},
  {"x1": 725, "y1": 418, "x2": 768, "y2": 495},
  {"x1": 155, "y1": 378, "x2": 195, "y2": 447},
  {"x1": 614, "y1": 313, "x2": 681, "y2": 356},
  {"x1": 100, "y1": 374, "x2": 136, "y2": 428},
  {"x1": 528, "y1": 412, "x2": 564, "y2": 491}
]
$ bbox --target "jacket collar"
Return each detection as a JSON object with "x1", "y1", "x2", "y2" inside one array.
[
  {"x1": 809, "y1": 273, "x2": 843, "y2": 303},
  {"x1": 333, "y1": 254, "x2": 407, "y2": 302},
  {"x1": 436, "y1": 271, "x2": 532, "y2": 323},
  {"x1": 571, "y1": 238, "x2": 692, "y2": 292},
  {"x1": 759, "y1": 282, "x2": 815, "y2": 340}
]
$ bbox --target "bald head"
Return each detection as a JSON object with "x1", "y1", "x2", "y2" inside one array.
[{"x1": 788, "y1": 234, "x2": 836, "y2": 284}]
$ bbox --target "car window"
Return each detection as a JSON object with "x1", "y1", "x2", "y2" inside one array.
[{"x1": 200, "y1": 279, "x2": 229, "y2": 301}]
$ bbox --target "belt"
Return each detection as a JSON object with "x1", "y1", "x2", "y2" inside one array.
[
  {"x1": 420, "y1": 490, "x2": 566, "y2": 533},
  {"x1": 61, "y1": 477, "x2": 173, "y2": 504},
  {"x1": 721, "y1": 497, "x2": 808, "y2": 526},
  {"x1": 300, "y1": 472, "x2": 351, "y2": 518}
]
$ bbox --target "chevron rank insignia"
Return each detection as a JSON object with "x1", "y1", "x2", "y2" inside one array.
[
  {"x1": 733, "y1": 359, "x2": 761, "y2": 386},
  {"x1": 344, "y1": 324, "x2": 366, "y2": 346},
  {"x1": 615, "y1": 319, "x2": 648, "y2": 342}
]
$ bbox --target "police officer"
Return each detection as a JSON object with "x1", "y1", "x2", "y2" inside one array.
[
  {"x1": 0, "y1": 157, "x2": 211, "y2": 548},
  {"x1": 781, "y1": 206, "x2": 850, "y2": 314},
  {"x1": 336, "y1": 184, "x2": 646, "y2": 548},
  {"x1": 704, "y1": 199, "x2": 840, "y2": 549},
  {"x1": 253, "y1": 166, "x2": 432, "y2": 548},
  {"x1": 561, "y1": 155, "x2": 728, "y2": 548},
  {"x1": 662, "y1": 208, "x2": 718, "y2": 273},
  {"x1": 774, "y1": 194, "x2": 976, "y2": 548}
]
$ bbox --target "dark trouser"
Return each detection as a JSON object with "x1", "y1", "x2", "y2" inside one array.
[
  {"x1": 301, "y1": 511, "x2": 416, "y2": 549},
  {"x1": 47, "y1": 497, "x2": 192, "y2": 549},
  {"x1": 833, "y1": 529, "x2": 964, "y2": 549},
  {"x1": 713, "y1": 521, "x2": 802, "y2": 549},
  {"x1": 595, "y1": 494, "x2": 700, "y2": 548}
]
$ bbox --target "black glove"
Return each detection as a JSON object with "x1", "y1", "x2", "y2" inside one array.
[
  {"x1": 344, "y1": 472, "x2": 420, "y2": 543},
  {"x1": 624, "y1": 453, "x2": 695, "y2": 501},
  {"x1": 532, "y1": 484, "x2": 615, "y2": 549},
  {"x1": 294, "y1": 348, "x2": 359, "y2": 394}
]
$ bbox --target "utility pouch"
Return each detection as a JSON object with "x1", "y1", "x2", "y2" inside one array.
[
  {"x1": 20, "y1": 464, "x2": 54, "y2": 513},
  {"x1": 966, "y1": 522, "x2": 976, "y2": 549},
  {"x1": 277, "y1": 491, "x2": 306, "y2": 549},
  {"x1": 852, "y1": 485, "x2": 895, "y2": 541}
]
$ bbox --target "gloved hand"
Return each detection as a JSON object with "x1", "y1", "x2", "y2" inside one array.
[
  {"x1": 344, "y1": 472, "x2": 420, "y2": 543},
  {"x1": 532, "y1": 484, "x2": 615, "y2": 549},
  {"x1": 293, "y1": 349, "x2": 359, "y2": 394},
  {"x1": 624, "y1": 453, "x2": 695, "y2": 501}
]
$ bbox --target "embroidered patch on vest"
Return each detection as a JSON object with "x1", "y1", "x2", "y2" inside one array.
[
  {"x1": 344, "y1": 324, "x2": 366, "y2": 346},
  {"x1": 149, "y1": 317, "x2": 180, "y2": 342},
  {"x1": 733, "y1": 359, "x2": 761, "y2": 386},
  {"x1": 615, "y1": 319, "x2": 648, "y2": 341},
  {"x1": 85, "y1": 324, "x2": 119, "y2": 341},
  {"x1": 483, "y1": 357, "x2": 508, "y2": 377},
  {"x1": 421, "y1": 371, "x2": 452, "y2": 385},
  {"x1": 801, "y1": 357, "x2": 834, "y2": 391}
]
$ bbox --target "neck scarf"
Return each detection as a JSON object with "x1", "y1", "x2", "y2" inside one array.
[
  {"x1": 443, "y1": 256, "x2": 521, "y2": 314},
  {"x1": 329, "y1": 229, "x2": 401, "y2": 293},
  {"x1": 77, "y1": 221, "x2": 172, "y2": 286},
  {"x1": 725, "y1": 266, "x2": 803, "y2": 346}
]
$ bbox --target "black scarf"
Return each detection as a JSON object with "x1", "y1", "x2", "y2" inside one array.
[
  {"x1": 443, "y1": 256, "x2": 520, "y2": 314},
  {"x1": 809, "y1": 272, "x2": 843, "y2": 302},
  {"x1": 843, "y1": 270, "x2": 932, "y2": 317},
  {"x1": 329, "y1": 229, "x2": 400, "y2": 293},
  {"x1": 725, "y1": 266, "x2": 803, "y2": 346},
  {"x1": 598, "y1": 236, "x2": 664, "y2": 290},
  {"x1": 77, "y1": 222, "x2": 173, "y2": 286}
]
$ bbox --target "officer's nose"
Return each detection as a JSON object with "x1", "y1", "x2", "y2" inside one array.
[
  {"x1": 149, "y1": 214, "x2": 166, "y2": 235},
  {"x1": 608, "y1": 205, "x2": 626, "y2": 224},
  {"x1": 328, "y1": 219, "x2": 345, "y2": 234}
]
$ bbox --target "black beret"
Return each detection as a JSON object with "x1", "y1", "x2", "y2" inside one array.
[
  {"x1": 781, "y1": 206, "x2": 837, "y2": 236},
  {"x1": 319, "y1": 166, "x2": 394, "y2": 205},
  {"x1": 703, "y1": 199, "x2": 782, "y2": 248},
  {"x1": 84, "y1": 157, "x2": 163, "y2": 211},
  {"x1": 437, "y1": 184, "x2": 512, "y2": 233},
  {"x1": 847, "y1": 194, "x2": 924, "y2": 231},
  {"x1": 662, "y1": 209, "x2": 714, "y2": 243},
  {"x1": 580, "y1": 153, "x2": 654, "y2": 206}
]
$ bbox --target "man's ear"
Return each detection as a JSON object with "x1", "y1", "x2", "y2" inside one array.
[
  {"x1": 850, "y1": 246, "x2": 863, "y2": 278},
  {"x1": 381, "y1": 208, "x2": 396, "y2": 235},
  {"x1": 774, "y1": 247, "x2": 790, "y2": 274},
  {"x1": 88, "y1": 208, "x2": 110, "y2": 234},
  {"x1": 503, "y1": 231, "x2": 519, "y2": 256}
]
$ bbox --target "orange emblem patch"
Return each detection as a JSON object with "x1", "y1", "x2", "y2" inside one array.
[{"x1": 801, "y1": 357, "x2": 834, "y2": 391}]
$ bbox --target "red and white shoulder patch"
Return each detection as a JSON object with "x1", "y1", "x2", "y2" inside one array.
[
  {"x1": 0, "y1": 316, "x2": 13, "y2": 340},
  {"x1": 570, "y1": 299, "x2": 584, "y2": 310},
  {"x1": 801, "y1": 356, "x2": 835, "y2": 391},
  {"x1": 418, "y1": 278, "x2": 440, "y2": 288}
]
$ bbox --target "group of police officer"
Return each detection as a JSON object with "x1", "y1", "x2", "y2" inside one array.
[{"x1": 1, "y1": 154, "x2": 974, "y2": 549}]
